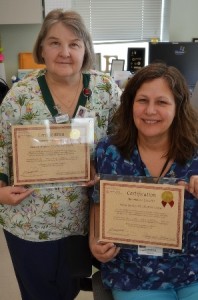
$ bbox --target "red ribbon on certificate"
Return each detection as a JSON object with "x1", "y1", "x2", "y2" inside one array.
[{"x1": 161, "y1": 200, "x2": 174, "y2": 207}]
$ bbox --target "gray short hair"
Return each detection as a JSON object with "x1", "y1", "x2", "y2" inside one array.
[{"x1": 33, "y1": 9, "x2": 95, "y2": 71}]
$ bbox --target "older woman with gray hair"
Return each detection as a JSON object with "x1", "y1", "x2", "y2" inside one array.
[{"x1": 0, "y1": 9, "x2": 121, "y2": 300}]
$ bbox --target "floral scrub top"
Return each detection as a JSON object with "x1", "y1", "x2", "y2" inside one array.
[
  {"x1": 95, "y1": 136, "x2": 198, "y2": 291},
  {"x1": 0, "y1": 69, "x2": 121, "y2": 241}
]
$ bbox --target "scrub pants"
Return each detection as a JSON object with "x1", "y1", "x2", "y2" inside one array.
[
  {"x1": 112, "y1": 282, "x2": 198, "y2": 300},
  {"x1": 4, "y1": 230, "x2": 80, "y2": 300}
]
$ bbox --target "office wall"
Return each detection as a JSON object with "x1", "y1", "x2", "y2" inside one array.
[
  {"x1": 0, "y1": 24, "x2": 41, "y2": 85},
  {"x1": 0, "y1": 0, "x2": 198, "y2": 85},
  {"x1": 169, "y1": 0, "x2": 198, "y2": 41}
]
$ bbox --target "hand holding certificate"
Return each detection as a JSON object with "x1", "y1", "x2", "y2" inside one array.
[{"x1": 99, "y1": 179, "x2": 185, "y2": 250}]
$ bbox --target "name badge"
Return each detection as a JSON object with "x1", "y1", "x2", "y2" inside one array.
[
  {"x1": 55, "y1": 114, "x2": 70, "y2": 124},
  {"x1": 138, "y1": 245, "x2": 163, "y2": 256},
  {"x1": 76, "y1": 105, "x2": 87, "y2": 118}
]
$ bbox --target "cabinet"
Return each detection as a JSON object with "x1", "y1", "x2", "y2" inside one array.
[{"x1": 0, "y1": 0, "x2": 43, "y2": 24}]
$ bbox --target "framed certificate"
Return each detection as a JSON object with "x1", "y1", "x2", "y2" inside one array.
[
  {"x1": 99, "y1": 179, "x2": 184, "y2": 250},
  {"x1": 12, "y1": 122, "x2": 92, "y2": 185}
]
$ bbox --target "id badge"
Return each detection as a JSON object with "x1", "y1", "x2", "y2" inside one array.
[
  {"x1": 54, "y1": 105, "x2": 70, "y2": 123},
  {"x1": 138, "y1": 245, "x2": 163, "y2": 256},
  {"x1": 55, "y1": 114, "x2": 70, "y2": 124}
]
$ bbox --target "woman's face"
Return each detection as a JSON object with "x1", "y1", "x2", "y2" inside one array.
[
  {"x1": 133, "y1": 78, "x2": 176, "y2": 141},
  {"x1": 41, "y1": 22, "x2": 85, "y2": 78}
]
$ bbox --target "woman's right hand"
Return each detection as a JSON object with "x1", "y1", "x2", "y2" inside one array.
[
  {"x1": 0, "y1": 186, "x2": 33, "y2": 206},
  {"x1": 89, "y1": 236, "x2": 120, "y2": 263}
]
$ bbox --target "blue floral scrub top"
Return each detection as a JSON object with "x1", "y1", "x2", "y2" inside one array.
[{"x1": 95, "y1": 136, "x2": 198, "y2": 291}]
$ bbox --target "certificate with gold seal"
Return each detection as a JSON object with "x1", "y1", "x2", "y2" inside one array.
[
  {"x1": 99, "y1": 180, "x2": 185, "y2": 249},
  {"x1": 12, "y1": 123, "x2": 91, "y2": 185}
]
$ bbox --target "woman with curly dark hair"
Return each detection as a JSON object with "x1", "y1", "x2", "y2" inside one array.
[{"x1": 90, "y1": 63, "x2": 198, "y2": 300}]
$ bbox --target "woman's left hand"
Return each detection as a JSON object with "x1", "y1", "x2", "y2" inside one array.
[
  {"x1": 85, "y1": 160, "x2": 99, "y2": 187},
  {"x1": 178, "y1": 175, "x2": 198, "y2": 198}
]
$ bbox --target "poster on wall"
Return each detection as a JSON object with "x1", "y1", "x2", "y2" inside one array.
[{"x1": 127, "y1": 48, "x2": 145, "y2": 74}]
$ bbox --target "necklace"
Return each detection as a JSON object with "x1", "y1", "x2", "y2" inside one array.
[{"x1": 45, "y1": 73, "x2": 82, "y2": 114}]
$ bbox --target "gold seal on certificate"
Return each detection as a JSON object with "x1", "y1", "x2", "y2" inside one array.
[
  {"x1": 12, "y1": 123, "x2": 91, "y2": 185},
  {"x1": 99, "y1": 180, "x2": 185, "y2": 250},
  {"x1": 70, "y1": 129, "x2": 81, "y2": 139}
]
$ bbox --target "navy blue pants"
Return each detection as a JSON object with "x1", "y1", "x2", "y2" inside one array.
[{"x1": 4, "y1": 230, "x2": 80, "y2": 300}]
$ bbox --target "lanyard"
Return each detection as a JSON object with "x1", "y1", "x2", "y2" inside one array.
[
  {"x1": 156, "y1": 157, "x2": 169, "y2": 183},
  {"x1": 37, "y1": 73, "x2": 90, "y2": 118},
  {"x1": 137, "y1": 145, "x2": 169, "y2": 183}
]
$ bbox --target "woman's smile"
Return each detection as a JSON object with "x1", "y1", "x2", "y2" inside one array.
[{"x1": 142, "y1": 119, "x2": 160, "y2": 124}]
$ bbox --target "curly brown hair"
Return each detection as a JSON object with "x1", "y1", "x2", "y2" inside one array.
[{"x1": 111, "y1": 63, "x2": 198, "y2": 164}]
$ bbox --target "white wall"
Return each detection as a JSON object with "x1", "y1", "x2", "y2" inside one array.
[
  {"x1": 0, "y1": 24, "x2": 41, "y2": 85},
  {"x1": 169, "y1": 0, "x2": 198, "y2": 41},
  {"x1": 0, "y1": 0, "x2": 42, "y2": 24}
]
